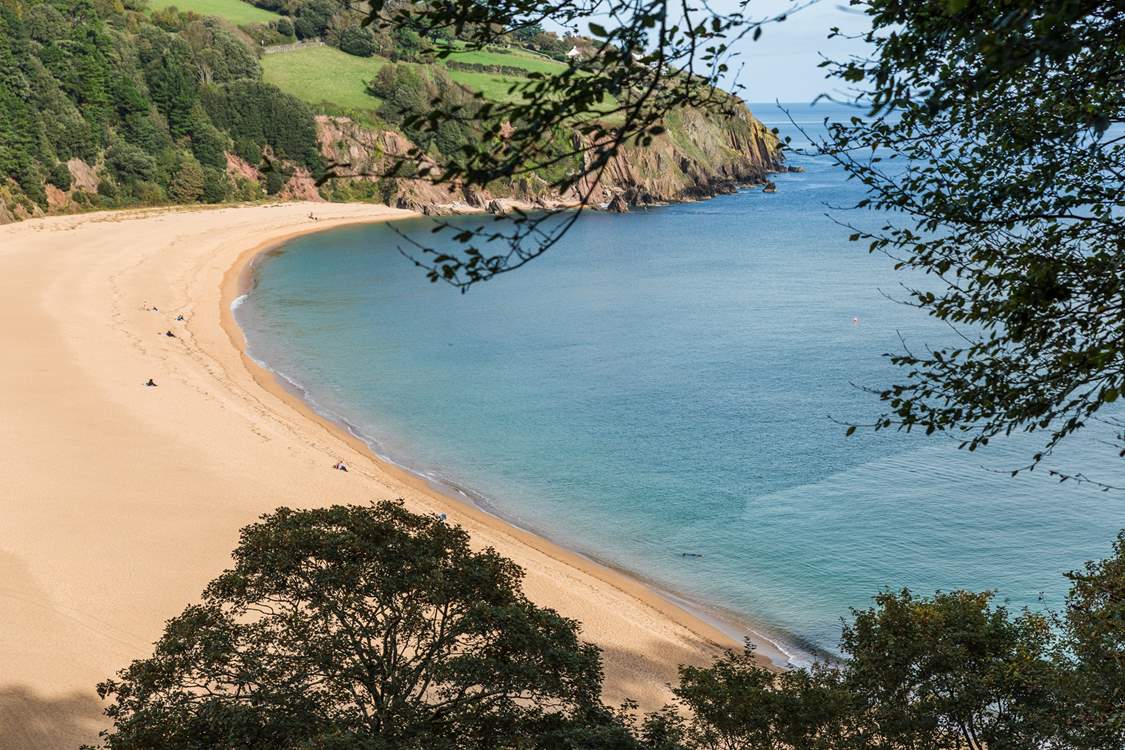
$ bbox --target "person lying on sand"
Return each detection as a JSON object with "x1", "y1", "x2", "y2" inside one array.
[
  {"x1": 333, "y1": 461, "x2": 348, "y2": 472},
  {"x1": 165, "y1": 330, "x2": 176, "y2": 338}
]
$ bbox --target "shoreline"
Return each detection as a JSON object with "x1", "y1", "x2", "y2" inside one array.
[
  {"x1": 0, "y1": 202, "x2": 773, "y2": 749},
  {"x1": 227, "y1": 211, "x2": 811, "y2": 670},
  {"x1": 219, "y1": 217, "x2": 799, "y2": 667}
]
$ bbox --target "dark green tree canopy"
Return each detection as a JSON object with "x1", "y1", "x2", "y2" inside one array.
[
  {"x1": 91, "y1": 501, "x2": 604, "y2": 750},
  {"x1": 655, "y1": 531, "x2": 1125, "y2": 750}
]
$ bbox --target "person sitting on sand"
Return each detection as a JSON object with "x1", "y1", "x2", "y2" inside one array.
[
  {"x1": 165, "y1": 330, "x2": 176, "y2": 338},
  {"x1": 145, "y1": 379, "x2": 156, "y2": 387}
]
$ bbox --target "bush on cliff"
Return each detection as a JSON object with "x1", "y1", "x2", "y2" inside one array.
[{"x1": 48, "y1": 162, "x2": 73, "y2": 191}]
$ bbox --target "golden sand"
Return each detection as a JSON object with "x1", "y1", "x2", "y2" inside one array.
[{"x1": 0, "y1": 203, "x2": 752, "y2": 749}]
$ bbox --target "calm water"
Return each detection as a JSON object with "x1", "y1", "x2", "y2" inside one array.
[{"x1": 237, "y1": 103, "x2": 1123, "y2": 662}]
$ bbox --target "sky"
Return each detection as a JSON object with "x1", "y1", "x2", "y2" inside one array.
[
  {"x1": 548, "y1": 0, "x2": 873, "y2": 103},
  {"x1": 728, "y1": 1, "x2": 872, "y2": 103}
]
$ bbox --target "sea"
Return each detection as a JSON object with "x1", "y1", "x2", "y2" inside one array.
[{"x1": 235, "y1": 101, "x2": 1123, "y2": 664}]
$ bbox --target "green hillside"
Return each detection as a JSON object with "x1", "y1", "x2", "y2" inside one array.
[
  {"x1": 261, "y1": 43, "x2": 568, "y2": 114},
  {"x1": 263, "y1": 46, "x2": 387, "y2": 113},
  {"x1": 147, "y1": 0, "x2": 280, "y2": 25},
  {"x1": 445, "y1": 46, "x2": 567, "y2": 76},
  {"x1": 0, "y1": 0, "x2": 776, "y2": 222}
]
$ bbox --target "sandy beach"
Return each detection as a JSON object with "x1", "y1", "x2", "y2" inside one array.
[{"x1": 0, "y1": 203, "x2": 743, "y2": 749}]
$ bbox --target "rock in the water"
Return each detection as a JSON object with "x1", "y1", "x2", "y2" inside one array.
[
  {"x1": 607, "y1": 194, "x2": 630, "y2": 213},
  {"x1": 762, "y1": 180, "x2": 777, "y2": 193},
  {"x1": 786, "y1": 165, "x2": 806, "y2": 173}
]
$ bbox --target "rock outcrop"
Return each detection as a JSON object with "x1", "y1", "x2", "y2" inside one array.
[
  {"x1": 316, "y1": 116, "x2": 485, "y2": 212},
  {"x1": 0, "y1": 101, "x2": 781, "y2": 225},
  {"x1": 314, "y1": 100, "x2": 782, "y2": 215}
]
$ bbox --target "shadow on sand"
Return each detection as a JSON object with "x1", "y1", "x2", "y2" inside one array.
[{"x1": 0, "y1": 685, "x2": 105, "y2": 750}]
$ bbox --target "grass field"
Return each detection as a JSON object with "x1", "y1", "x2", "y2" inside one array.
[
  {"x1": 261, "y1": 45, "x2": 542, "y2": 110},
  {"x1": 442, "y1": 46, "x2": 567, "y2": 103},
  {"x1": 147, "y1": 0, "x2": 280, "y2": 25},
  {"x1": 261, "y1": 43, "x2": 611, "y2": 118},
  {"x1": 444, "y1": 69, "x2": 536, "y2": 103},
  {"x1": 262, "y1": 46, "x2": 386, "y2": 112},
  {"x1": 444, "y1": 46, "x2": 567, "y2": 76}
]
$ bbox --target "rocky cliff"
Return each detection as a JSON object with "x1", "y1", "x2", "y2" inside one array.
[
  {"x1": 313, "y1": 100, "x2": 782, "y2": 215},
  {"x1": 0, "y1": 100, "x2": 781, "y2": 223}
]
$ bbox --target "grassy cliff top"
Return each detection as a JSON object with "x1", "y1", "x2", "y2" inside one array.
[
  {"x1": 157, "y1": 0, "x2": 571, "y2": 113},
  {"x1": 148, "y1": 0, "x2": 280, "y2": 25},
  {"x1": 262, "y1": 44, "x2": 571, "y2": 115}
]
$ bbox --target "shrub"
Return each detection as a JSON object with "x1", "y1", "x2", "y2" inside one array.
[
  {"x1": 132, "y1": 180, "x2": 166, "y2": 204},
  {"x1": 48, "y1": 162, "x2": 73, "y2": 191},
  {"x1": 391, "y1": 26, "x2": 430, "y2": 61},
  {"x1": 105, "y1": 141, "x2": 158, "y2": 185},
  {"x1": 337, "y1": 25, "x2": 376, "y2": 57},
  {"x1": 96, "y1": 174, "x2": 118, "y2": 199},
  {"x1": 274, "y1": 17, "x2": 293, "y2": 37},
  {"x1": 188, "y1": 110, "x2": 229, "y2": 169},
  {"x1": 233, "y1": 137, "x2": 262, "y2": 165},
  {"x1": 264, "y1": 167, "x2": 286, "y2": 194},
  {"x1": 231, "y1": 174, "x2": 263, "y2": 201},
  {"x1": 201, "y1": 166, "x2": 229, "y2": 203},
  {"x1": 292, "y1": 0, "x2": 338, "y2": 40},
  {"x1": 445, "y1": 60, "x2": 535, "y2": 77},
  {"x1": 168, "y1": 152, "x2": 204, "y2": 202}
]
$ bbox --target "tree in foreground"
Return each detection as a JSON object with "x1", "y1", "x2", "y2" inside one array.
[
  {"x1": 816, "y1": 0, "x2": 1124, "y2": 478},
  {"x1": 90, "y1": 501, "x2": 604, "y2": 749},
  {"x1": 89, "y1": 503, "x2": 1122, "y2": 749},
  {"x1": 655, "y1": 530, "x2": 1125, "y2": 750}
]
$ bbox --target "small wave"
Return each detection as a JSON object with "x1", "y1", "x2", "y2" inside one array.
[{"x1": 230, "y1": 293, "x2": 248, "y2": 311}]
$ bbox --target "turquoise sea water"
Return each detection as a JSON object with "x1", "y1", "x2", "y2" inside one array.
[{"x1": 236, "y1": 103, "x2": 1123, "y2": 663}]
